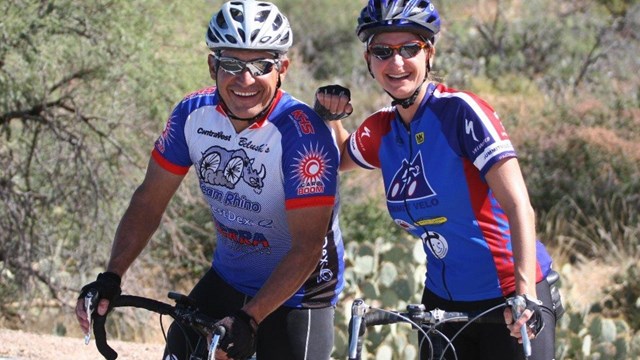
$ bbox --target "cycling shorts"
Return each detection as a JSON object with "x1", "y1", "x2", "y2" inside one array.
[{"x1": 163, "y1": 268, "x2": 335, "y2": 360}]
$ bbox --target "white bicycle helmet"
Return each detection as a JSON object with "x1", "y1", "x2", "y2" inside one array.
[{"x1": 206, "y1": 0, "x2": 293, "y2": 54}]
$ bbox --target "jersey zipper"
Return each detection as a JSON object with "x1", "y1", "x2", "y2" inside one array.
[{"x1": 402, "y1": 120, "x2": 453, "y2": 301}]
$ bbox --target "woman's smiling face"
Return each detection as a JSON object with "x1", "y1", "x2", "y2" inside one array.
[{"x1": 366, "y1": 32, "x2": 432, "y2": 100}]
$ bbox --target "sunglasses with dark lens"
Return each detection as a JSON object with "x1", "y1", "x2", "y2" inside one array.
[
  {"x1": 214, "y1": 55, "x2": 280, "y2": 76},
  {"x1": 368, "y1": 42, "x2": 429, "y2": 61}
]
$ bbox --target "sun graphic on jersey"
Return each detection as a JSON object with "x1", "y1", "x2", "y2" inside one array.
[{"x1": 292, "y1": 143, "x2": 331, "y2": 185}]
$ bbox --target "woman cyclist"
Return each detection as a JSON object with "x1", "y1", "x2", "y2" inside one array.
[{"x1": 316, "y1": 0, "x2": 560, "y2": 359}]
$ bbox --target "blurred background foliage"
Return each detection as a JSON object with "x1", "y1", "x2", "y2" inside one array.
[{"x1": 1, "y1": 0, "x2": 639, "y2": 359}]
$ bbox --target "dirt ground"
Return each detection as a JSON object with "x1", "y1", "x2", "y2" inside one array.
[{"x1": 0, "y1": 328, "x2": 165, "y2": 360}]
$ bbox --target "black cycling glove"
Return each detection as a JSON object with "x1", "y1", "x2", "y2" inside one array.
[
  {"x1": 216, "y1": 309, "x2": 257, "y2": 360},
  {"x1": 314, "y1": 84, "x2": 353, "y2": 121},
  {"x1": 509, "y1": 294, "x2": 545, "y2": 337},
  {"x1": 78, "y1": 271, "x2": 122, "y2": 314}
]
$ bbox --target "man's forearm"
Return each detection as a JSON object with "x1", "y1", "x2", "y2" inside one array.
[{"x1": 242, "y1": 245, "x2": 323, "y2": 323}]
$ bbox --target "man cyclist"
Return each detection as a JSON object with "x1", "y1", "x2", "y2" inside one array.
[
  {"x1": 315, "y1": 0, "x2": 560, "y2": 359},
  {"x1": 75, "y1": 1, "x2": 344, "y2": 359}
]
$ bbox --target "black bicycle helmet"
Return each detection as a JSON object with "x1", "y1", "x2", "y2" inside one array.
[{"x1": 356, "y1": 0, "x2": 441, "y2": 44}]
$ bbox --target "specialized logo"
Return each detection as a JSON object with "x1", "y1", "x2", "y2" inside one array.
[
  {"x1": 421, "y1": 231, "x2": 448, "y2": 259},
  {"x1": 387, "y1": 152, "x2": 436, "y2": 202},
  {"x1": 465, "y1": 118, "x2": 479, "y2": 142},
  {"x1": 199, "y1": 145, "x2": 266, "y2": 194},
  {"x1": 292, "y1": 143, "x2": 332, "y2": 195}
]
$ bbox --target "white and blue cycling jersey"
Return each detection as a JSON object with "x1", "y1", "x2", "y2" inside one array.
[
  {"x1": 347, "y1": 82, "x2": 553, "y2": 301},
  {"x1": 152, "y1": 87, "x2": 344, "y2": 308}
]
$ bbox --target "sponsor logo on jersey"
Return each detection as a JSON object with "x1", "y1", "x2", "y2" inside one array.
[
  {"x1": 292, "y1": 143, "x2": 332, "y2": 195},
  {"x1": 416, "y1": 217, "x2": 448, "y2": 226},
  {"x1": 216, "y1": 221, "x2": 271, "y2": 250},
  {"x1": 290, "y1": 109, "x2": 315, "y2": 135},
  {"x1": 200, "y1": 185, "x2": 262, "y2": 213},
  {"x1": 212, "y1": 207, "x2": 274, "y2": 228},
  {"x1": 421, "y1": 231, "x2": 448, "y2": 259},
  {"x1": 155, "y1": 115, "x2": 176, "y2": 153},
  {"x1": 317, "y1": 237, "x2": 334, "y2": 283},
  {"x1": 394, "y1": 218, "x2": 417, "y2": 231},
  {"x1": 198, "y1": 145, "x2": 266, "y2": 194},
  {"x1": 387, "y1": 152, "x2": 436, "y2": 203},
  {"x1": 238, "y1": 137, "x2": 270, "y2": 153},
  {"x1": 465, "y1": 118, "x2": 479, "y2": 142},
  {"x1": 197, "y1": 127, "x2": 232, "y2": 141}
]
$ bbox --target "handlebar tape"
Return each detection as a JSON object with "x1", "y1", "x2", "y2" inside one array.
[
  {"x1": 93, "y1": 295, "x2": 175, "y2": 360},
  {"x1": 94, "y1": 315, "x2": 118, "y2": 360},
  {"x1": 363, "y1": 309, "x2": 405, "y2": 326}
]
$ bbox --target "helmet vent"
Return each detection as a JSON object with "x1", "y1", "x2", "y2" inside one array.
[
  {"x1": 256, "y1": 10, "x2": 269, "y2": 22},
  {"x1": 216, "y1": 12, "x2": 227, "y2": 29},
  {"x1": 230, "y1": 8, "x2": 244, "y2": 22},
  {"x1": 272, "y1": 14, "x2": 283, "y2": 30},
  {"x1": 206, "y1": 28, "x2": 220, "y2": 43},
  {"x1": 251, "y1": 29, "x2": 260, "y2": 42},
  {"x1": 224, "y1": 34, "x2": 238, "y2": 44}
]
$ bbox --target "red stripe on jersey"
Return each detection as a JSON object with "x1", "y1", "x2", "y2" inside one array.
[
  {"x1": 353, "y1": 110, "x2": 395, "y2": 168},
  {"x1": 462, "y1": 158, "x2": 515, "y2": 295},
  {"x1": 151, "y1": 148, "x2": 190, "y2": 175},
  {"x1": 464, "y1": 91, "x2": 510, "y2": 141},
  {"x1": 285, "y1": 196, "x2": 335, "y2": 210}
]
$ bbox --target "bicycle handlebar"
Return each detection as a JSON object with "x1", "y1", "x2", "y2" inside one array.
[
  {"x1": 91, "y1": 293, "x2": 223, "y2": 360},
  {"x1": 347, "y1": 298, "x2": 516, "y2": 360},
  {"x1": 348, "y1": 300, "x2": 471, "y2": 360}
]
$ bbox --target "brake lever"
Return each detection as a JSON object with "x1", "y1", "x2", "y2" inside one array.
[
  {"x1": 208, "y1": 326, "x2": 226, "y2": 360},
  {"x1": 507, "y1": 296, "x2": 531, "y2": 358},
  {"x1": 84, "y1": 289, "x2": 99, "y2": 345}
]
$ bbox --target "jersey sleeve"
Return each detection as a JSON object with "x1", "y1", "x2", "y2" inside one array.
[
  {"x1": 151, "y1": 99, "x2": 194, "y2": 175},
  {"x1": 346, "y1": 109, "x2": 394, "y2": 169},
  {"x1": 280, "y1": 105, "x2": 340, "y2": 210},
  {"x1": 453, "y1": 91, "x2": 516, "y2": 176}
]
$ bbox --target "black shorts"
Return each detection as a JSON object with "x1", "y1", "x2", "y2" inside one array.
[
  {"x1": 163, "y1": 268, "x2": 335, "y2": 360},
  {"x1": 419, "y1": 276, "x2": 559, "y2": 360}
]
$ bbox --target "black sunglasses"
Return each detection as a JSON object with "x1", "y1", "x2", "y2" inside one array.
[
  {"x1": 214, "y1": 54, "x2": 280, "y2": 77},
  {"x1": 368, "y1": 42, "x2": 429, "y2": 61}
]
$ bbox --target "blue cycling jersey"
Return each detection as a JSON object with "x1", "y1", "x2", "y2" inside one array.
[
  {"x1": 347, "y1": 83, "x2": 553, "y2": 301},
  {"x1": 152, "y1": 87, "x2": 345, "y2": 308}
]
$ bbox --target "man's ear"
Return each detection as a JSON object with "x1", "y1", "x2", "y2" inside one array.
[
  {"x1": 207, "y1": 54, "x2": 217, "y2": 81},
  {"x1": 276, "y1": 57, "x2": 290, "y2": 79}
]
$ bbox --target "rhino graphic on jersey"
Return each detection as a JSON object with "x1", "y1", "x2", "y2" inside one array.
[{"x1": 199, "y1": 145, "x2": 266, "y2": 194}]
